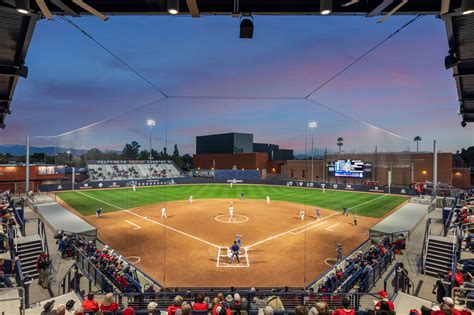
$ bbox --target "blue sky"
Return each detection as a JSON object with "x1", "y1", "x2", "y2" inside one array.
[{"x1": 1, "y1": 14, "x2": 473, "y2": 154}]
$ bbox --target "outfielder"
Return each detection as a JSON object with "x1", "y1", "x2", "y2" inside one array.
[
  {"x1": 132, "y1": 184, "x2": 136, "y2": 192},
  {"x1": 161, "y1": 207, "x2": 167, "y2": 219},
  {"x1": 316, "y1": 208, "x2": 321, "y2": 221},
  {"x1": 189, "y1": 195, "x2": 193, "y2": 204},
  {"x1": 266, "y1": 196, "x2": 271, "y2": 205},
  {"x1": 300, "y1": 210, "x2": 305, "y2": 221}
]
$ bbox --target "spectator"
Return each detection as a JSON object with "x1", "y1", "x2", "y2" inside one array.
[
  {"x1": 375, "y1": 301, "x2": 394, "y2": 315},
  {"x1": 123, "y1": 307, "x2": 136, "y2": 315},
  {"x1": 313, "y1": 301, "x2": 330, "y2": 315},
  {"x1": 0, "y1": 258, "x2": 12, "y2": 288},
  {"x1": 295, "y1": 305, "x2": 309, "y2": 315},
  {"x1": 267, "y1": 291, "x2": 285, "y2": 311},
  {"x1": 100, "y1": 292, "x2": 119, "y2": 312},
  {"x1": 168, "y1": 295, "x2": 183, "y2": 315},
  {"x1": 193, "y1": 294, "x2": 209, "y2": 311},
  {"x1": 225, "y1": 295, "x2": 233, "y2": 306},
  {"x1": 252, "y1": 296, "x2": 267, "y2": 310},
  {"x1": 55, "y1": 304, "x2": 66, "y2": 315},
  {"x1": 334, "y1": 297, "x2": 355, "y2": 315},
  {"x1": 259, "y1": 306, "x2": 274, "y2": 315},
  {"x1": 147, "y1": 301, "x2": 159, "y2": 315},
  {"x1": 36, "y1": 252, "x2": 51, "y2": 289},
  {"x1": 433, "y1": 273, "x2": 447, "y2": 304},
  {"x1": 182, "y1": 303, "x2": 192, "y2": 315},
  {"x1": 374, "y1": 291, "x2": 394, "y2": 312},
  {"x1": 394, "y1": 263, "x2": 409, "y2": 293},
  {"x1": 230, "y1": 293, "x2": 246, "y2": 315},
  {"x1": 213, "y1": 297, "x2": 231, "y2": 315},
  {"x1": 442, "y1": 297, "x2": 461, "y2": 315},
  {"x1": 81, "y1": 293, "x2": 99, "y2": 312}
]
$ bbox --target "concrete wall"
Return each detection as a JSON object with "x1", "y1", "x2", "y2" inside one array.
[{"x1": 193, "y1": 153, "x2": 268, "y2": 171}]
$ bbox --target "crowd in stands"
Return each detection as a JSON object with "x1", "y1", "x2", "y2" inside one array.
[
  {"x1": 316, "y1": 236, "x2": 404, "y2": 294},
  {"x1": 60, "y1": 233, "x2": 142, "y2": 293}
]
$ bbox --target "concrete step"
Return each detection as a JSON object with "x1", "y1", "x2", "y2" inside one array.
[{"x1": 426, "y1": 253, "x2": 453, "y2": 264}]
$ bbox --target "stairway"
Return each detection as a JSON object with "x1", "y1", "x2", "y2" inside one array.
[
  {"x1": 15, "y1": 235, "x2": 43, "y2": 279},
  {"x1": 424, "y1": 235, "x2": 455, "y2": 277}
]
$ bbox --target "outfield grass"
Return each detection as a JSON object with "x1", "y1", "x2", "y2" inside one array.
[{"x1": 56, "y1": 184, "x2": 408, "y2": 218}]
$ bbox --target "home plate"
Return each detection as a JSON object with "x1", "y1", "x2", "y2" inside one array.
[{"x1": 216, "y1": 247, "x2": 250, "y2": 268}]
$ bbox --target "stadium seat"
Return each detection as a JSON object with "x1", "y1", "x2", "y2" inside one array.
[{"x1": 192, "y1": 310, "x2": 210, "y2": 315}]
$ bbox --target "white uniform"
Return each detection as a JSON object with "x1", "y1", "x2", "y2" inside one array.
[
  {"x1": 132, "y1": 184, "x2": 136, "y2": 192},
  {"x1": 316, "y1": 208, "x2": 321, "y2": 221},
  {"x1": 229, "y1": 205, "x2": 234, "y2": 218},
  {"x1": 161, "y1": 207, "x2": 167, "y2": 219},
  {"x1": 266, "y1": 196, "x2": 270, "y2": 205},
  {"x1": 189, "y1": 196, "x2": 193, "y2": 204},
  {"x1": 230, "y1": 182, "x2": 233, "y2": 188},
  {"x1": 300, "y1": 210, "x2": 305, "y2": 221}
]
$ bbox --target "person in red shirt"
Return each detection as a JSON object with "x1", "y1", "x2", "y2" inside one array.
[
  {"x1": 168, "y1": 295, "x2": 183, "y2": 315},
  {"x1": 100, "y1": 293, "x2": 119, "y2": 312},
  {"x1": 334, "y1": 297, "x2": 355, "y2": 315},
  {"x1": 374, "y1": 291, "x2": 395, "y2": 312},
  {"x1": 123, "y1": 307, "x2": 136, "y2": 315},
  {"x1": 81, "y1": 293, "x2": 99, "y2": 312},
  {"x1": 193, "y1": 294, "x2": 209, "y2": 311}
]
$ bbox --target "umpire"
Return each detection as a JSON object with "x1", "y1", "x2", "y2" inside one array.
[{"x1": 230, "y1": 241, "x2": 240, "y2": 264}]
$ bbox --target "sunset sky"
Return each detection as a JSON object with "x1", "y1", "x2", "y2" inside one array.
[{"x1": 1, "y1": 14, "x2": 473, "y2": 154}]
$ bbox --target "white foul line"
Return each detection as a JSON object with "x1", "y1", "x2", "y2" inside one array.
[
  {"x1": 75, "y1": 191, "x2": 221, "y2": 249},
  {"x1": 349, "y1": 194, "x2": 387, "y2": 209},
  {"x1": 124, "y1": 220, "x2": 141, "y2": 230}
]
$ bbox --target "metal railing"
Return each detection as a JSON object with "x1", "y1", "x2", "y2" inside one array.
[
  {"x1": 0, "y1": 287, "x2": 26, "y2": 315},
  {"x1": 70, "y1": 245, "x2": 121, "y2": 294},
  {"x1": 111, "y1": 290, "x2": 382, "y2": 312},
  {"x1": 383, "y1": 262, "x2": 415, "y2": 300},
  {"x1": 421, "y1": 217, "x2": 442, "y2": 274},
  {"x1": 452, "y1": 286, "x2": 474, "y2": 309}
]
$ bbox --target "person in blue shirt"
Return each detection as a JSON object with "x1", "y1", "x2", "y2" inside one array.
[
  {"x1": 229, "y1": 241, "x2": 240, "y2": 264},
  {"x1": 235, "y1": 234, "x2": 242, "y2": 247},
  {"x1": 96, "y1": 208, "x2": 103, "y2": 218},
  {"x1": 240, "y1": 192, "x2": 245, "y2": 200}
]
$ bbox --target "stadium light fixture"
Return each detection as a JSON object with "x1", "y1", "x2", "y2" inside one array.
[
  {"x1": 240, "y1": 16, "x2": 254, "y2": 39},
  {"x1": 445, "y1": 50, "x2": 460, "y2": 70},
  {"x1": 72, "y1": 0, "x2": 109, "y2": 21},
  {"x1": 168, "y1": 0, "x2": 179, "y2": 14},
  {"x1": 16, "y1": 0, "x2": 30, "y2": 14},
  {"x1": 147, "y1": 119, "x2": 156, "y2": 126},
  {"x1": 308, "y1": 121, "x2": 317, "y2": 182},
  {"x1": 320, "y1": 0, "x2": 332, "y2": 15},
  {"x1": 462, "y1": 0, "x2": 474, "y2": 14}
]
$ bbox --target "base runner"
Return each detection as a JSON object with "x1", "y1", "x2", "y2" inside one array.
[
  {"x1": 161, "y1": 207, "x2": 167, "y2": 219},
  {"x1": 300, "y1": 210, "x2": 305, "y2": 221}
]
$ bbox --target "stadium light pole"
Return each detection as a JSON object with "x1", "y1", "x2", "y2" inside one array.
[
  {"x1": 66, "y1": 150, "x2": 71, "y2": 163},
  {"x1": 147, "y1": 120, "x2": 156, "y2": 178},
  {"x1": 308, "y1": 121, "x2": 317, "y2": 182}
]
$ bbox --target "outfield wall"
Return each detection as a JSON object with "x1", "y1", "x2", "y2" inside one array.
[{"x1": 38, "y1": 177, "x2": 414, "y2": 195}]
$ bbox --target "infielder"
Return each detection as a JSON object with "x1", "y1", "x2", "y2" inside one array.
[
  {"x1": 343, "y1": 207, "x2": 349, "y2": 216},
  {"x1": 354, "y1": 213, "x2": 358, "y2": 226},
  {"x1": 161, "y1": 207, "x2": 167, "y2": 219},
  {"x1": 229, "y1": 203, "x2": 234, "y2": 218},
  {"x1": 316, "y1": 208, "x2": 321, "y2": 221},
  {"x1": 189, "y1": 195, "x2": 193, "y2": 204},
  {"x1": 96, "y1": 208, "x2": 103, "y2": 218},
  {"x1": 300, "y1": 210, "x2": 305, "y2": 221},
  {"x1": 266, "y1": 196, "x2": 271, "y2": 205},
  {"x1": 240, "y1": 192, "x2": 245, "y2": 200}
]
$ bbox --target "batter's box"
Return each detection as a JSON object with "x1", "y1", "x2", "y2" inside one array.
[{"x1": 216, "y1": 247, "x2": 250, "y2": 268}]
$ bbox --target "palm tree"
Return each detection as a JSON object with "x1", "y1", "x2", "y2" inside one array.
[
  {"x1": 337, "y1": 137, "x2": 344, "y2": 154},
  {"x1": 413, "y1": 136, "x2": 422, "y2": 152}
]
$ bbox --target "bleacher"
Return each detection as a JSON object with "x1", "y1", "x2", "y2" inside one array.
[{"x1": 87, "y1": 160, "x2": 182, "y2": 181}]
